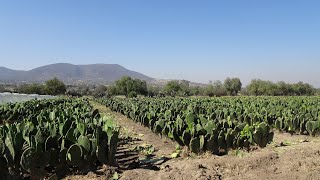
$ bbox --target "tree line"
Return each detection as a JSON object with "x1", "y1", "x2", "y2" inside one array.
[
  {"x1": 16, "y1": 77, "x2": 66, "y2": 95},
  {"x1": 91, "y1": 76, "x2": 317, "y2": 97},
  {"x1": 10, "y1": 76, "x2": 318, "y2": 97},
  {"x1": 244, "y1": 79, "x2": 315, "y2": 96}
]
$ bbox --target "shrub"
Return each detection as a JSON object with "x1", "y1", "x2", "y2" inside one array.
[{"x1": 128, "y1": 91, "x2": 137, "y2": 98}]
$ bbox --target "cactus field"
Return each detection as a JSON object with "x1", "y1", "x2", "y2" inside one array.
[
  {"x1": 0, "y1": 98, "x2": 119, "y2": 179},
  {"x1": 98, "y1": 96, "x2": 320, "y2": 155},
  {"x1": 2, "y1": 96, "x2": 320, "y2": 179}
]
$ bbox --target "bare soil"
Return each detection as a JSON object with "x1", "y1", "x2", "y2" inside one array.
[
  {"x1": 121, "y1": 133, "x2": 320, "y2": 180},
  {"x1": 81, "y1": 101, "x2": 320, "y2": 180},
  {"x1": 91, "y1": 101, "x2": 177, "y2": 157}
]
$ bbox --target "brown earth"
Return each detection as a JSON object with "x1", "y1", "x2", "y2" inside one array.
[
  {"x1": 78, "y1": 101, "x2": 320, "y2": 180},
  {"x1": 121, "y1": 133, "x2": 320, "y2": 180}
]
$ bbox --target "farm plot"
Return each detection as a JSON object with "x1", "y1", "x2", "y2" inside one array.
[
  {"x1": 0, "y1": 98, "x2": 119, "y2": 179},
  {"x1": 98, "y1": 96, "x2": 320, "y2": 154},
  {"x1": 94, "y1": 96, "x2": 320, "y2": 179}
]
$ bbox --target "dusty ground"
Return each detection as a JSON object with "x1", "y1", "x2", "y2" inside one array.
[
  {"x1": 121, "y1": 133, "x2": 320, "y2": 180},
  {"x1": 84, "y1": 101, "x2": 320, "y2": 180},
  {"x1": 91, "y1": 101, "x2": 177, "y2": 157}
]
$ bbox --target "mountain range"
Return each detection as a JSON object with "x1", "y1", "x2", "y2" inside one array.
[{"x1": 0, "y1": 63, "x2": 153, "y2": 84}]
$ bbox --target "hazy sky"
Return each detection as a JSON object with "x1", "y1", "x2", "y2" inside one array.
[{"x1": 0, "y1": 1, "x2": 319, "y2": 86}]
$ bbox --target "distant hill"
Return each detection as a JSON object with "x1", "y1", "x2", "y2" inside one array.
[{"x1": 0, "y1": 63, "x2": 153, "y2": 84}]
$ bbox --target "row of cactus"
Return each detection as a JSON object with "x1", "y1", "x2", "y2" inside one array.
[
  {"x1": 102, "y1": 96, "x2": 320, "y2": 137},
  {"x1": 97, "y1": 97, "x2": 275, "y2": 154},
  {"x1": 0, "y1": 98, "x2": 119, "y2": 179},
  {"x1": 0, "y1": 98, "x2": 68, "y2": 123}
]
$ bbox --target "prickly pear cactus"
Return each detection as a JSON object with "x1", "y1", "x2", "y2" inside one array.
[
  {"x1": 189, "y1": 137, "x2": 200, "y2": 153},
  {"x1": 0, "y1": 139, "x2": 4, "y2": 155},
  {"x1": 59, "y1": 148, "x2": 68, "y2": 164},
  {"x1": 5, "y1": 136, "x2": 15, "y2": 164},
  {"x1": 186, "y1": 113, "x2": 195, "y2": 131},
  {"x1": 205, "y1": 135, "x2": 217, "y2": 153},
  {"x1": 20, "y1": 147, "x2": 35, "y2": 173},
  {"x1": 66, "y1": 144, "x2": 83, "y2": 167},
  {"x1": 181, "y1": 130, "x2": 191, "y2": 146},
  {"x1": 97, "y1": 140, "x2": 108, "y2": 164},
  {"x1": 217, "y1": 132, "x2": 226, "y2": 150},
  {"x1": 275, "y1": 118, "x2": 283, "y2": 131},
  {"x1": 107, "y1": 132, "x2": 119, "y2": 165},
  {"x1": 45, "y1": 136, "x2": 58, "y2": 152},
  {"x1": 225, "y1": 129, "x2": 234, "y2": 148},
  {"x1": 77, "y1": 123, "x2": 86, "y2": 136},
  {"x1": 92, "y1": 109, "x2": 100, "y2": 119},
  {"x1": 253, "y1": 122, "x2": 273, "y2": 147},
  {"x1": 306, "y1": 121, "x2": 318, "y2": 136},
  {"x1": 78, "y1": 135, "x2": 91, "y2": 155}
]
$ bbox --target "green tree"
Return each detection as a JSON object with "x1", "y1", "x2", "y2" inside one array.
[
  {"x1": 127, "y1": 91, "x2": 137, "y2": 98},
  {"x1": 277, "y1": 81, "x2": 290, "y2": 96},
  {"x1": 107, "y1": 85, "x2": 118, "y2": 96},
  {"x1": 180, "y1": 80, "x2": 190, "y2": 96},
  {"x1": 246, "y1": 79, "x2": 274, "y2": 96},
  {"x1": 17, "y1": 83, "x2": 45, "y2": 95},
  {"x1": 44, "y1": 77, "x2": 66, "y2": 95},
  {"x1": 203, "y1": 80, "x2": 227, "y2": 97},
  {"x1": 246, "y1": 79, "x2": 315, "y2": 96},
  {"x1": 292, "y1": 82, "x2": 314, "y2": 96},
  {"x1": 163, "y1": 80, "x2": 182, "y2": 96},
  {"x1": 147, "y1": 85, "x2": 160, "y2": 97},
  {"x1": 224, "y1": 77, "x2": 242, "y2": 96},
  {"x1": 189, "y1": 86, "x2": 201, "y2": 96},
  {"x1": 92, "y1": 85, "x2": 108, "y2": 98},
  {"x1": 212, "y1": 80, "x2": 227, "y2": 96},
  {"x1": 112, "y1": 76, "x2": 148, "y2": 97},
  {"x1": 204, "y1": 84, "x2": 214, "y2": 97}
]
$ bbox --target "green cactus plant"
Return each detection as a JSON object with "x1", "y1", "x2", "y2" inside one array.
[
  {"x1": 306, "y1": 121, "x2": 318, "y2": 136},
  {"x1": 0, "y1": 139, "x2": 4, "y2": 155},
  {"x1": 48, "y1": 148, "x2": 59, "y2": 166},
  {"x1": 45, "y1": 136, "x2": 59, "y2": 152},
  {"x1": 105, "y1": 125, "x2": 119, "y2": 164},
  {"x1": 78, "y1": 135, "x2": 91, "y2": 155},
  {"x1": 205, "y1": 134, "x2": 217, "y2": 153},
  {"x1": 4, "y1": 135, "x2": 15, "y2": 164},
  {"x1": 20, "y1": 147, "x2": 35, "y2": 173},
  {"x1": 181, "y1": 130, "x2": 191, "y2": 146},
  {"x1": 90, "y1": 138, "x2": 98, "y2": 157},
  {"x1": 97, "y1": 140, "x2": 108, "y2": 164},
  {"x1": 217, "y1": 131, "x2": 226, "y2": 150},
  {"x1": 253, "y1": 122, "x2": 273, "y2": 147},
  {"x1": 204, "y1": 121, "x2": 216, "y2": 135},
  {"x1": 92, "y1": 109, "x2": 100, "y2": 119},
  {"x1": 186, "y1": 113, "x2": 195, "y2": 131},
  {"x1": 225, "y1": 129, "x2": 234, "y2": 148},
  {"x1": 77, "y1": 122, "x2": 86, "y2": 136},
  {"x1": 67, "y1": 126, "x2": 77, "y2": 143},
  {"x1": 66, "y1": 144, "x2": 83, "y2": 167},
  {"x1": 275, "y1": 118, "x2": 283, "y2": 131},
  {"x1": 189, "y1": 137, "x2": 200, "y2": 153},
  {"x1": 59, "y1": 148, "x2": 68, "y2": 164}
]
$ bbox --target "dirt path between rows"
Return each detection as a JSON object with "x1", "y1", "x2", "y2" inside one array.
[
  {"x1": 89, "y1": 101, "x2": 320, "y2": 180},
  {"x1": 121, "y1": 132, "x2": 320, "y2": 180},
  {"x1": 91, "y1": 101, "x2": 177, "y2": 158}
]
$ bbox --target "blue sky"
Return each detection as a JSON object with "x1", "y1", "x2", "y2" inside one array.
[{"x1": 0, "y1": 0, "x2": 319, "y2": 86}]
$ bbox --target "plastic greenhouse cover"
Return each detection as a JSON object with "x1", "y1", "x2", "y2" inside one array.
[{"x1": 0, "y1": 93, "x2": 55, "y2": 104}]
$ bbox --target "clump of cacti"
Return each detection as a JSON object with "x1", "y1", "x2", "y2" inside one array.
[
  {"x1": 0, "y1": 98, "x2": 119, "y2": 179},
  {"x1": 253, "y1": 122, "x2": 274, "y2": 148},
  {"x1": 306, "y1": 121, "x2": 318, "y2": 136}
]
